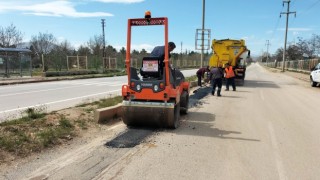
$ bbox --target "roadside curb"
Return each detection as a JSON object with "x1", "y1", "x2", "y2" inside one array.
[
  {"x1": 94, "y1": 103, "x2": 122, "y2": 123},
  {"x1": 0, "y1": 78, "x2": 60, "y2": 86}
]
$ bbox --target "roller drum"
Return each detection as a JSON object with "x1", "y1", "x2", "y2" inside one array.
[{"x1": 122, "y1": 101, "x2": 180, "y2": 128}]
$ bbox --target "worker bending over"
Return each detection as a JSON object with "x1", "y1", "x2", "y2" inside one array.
[
  {"x1": 151, "y1": 42, "x2": 176, "y2": 75},
  {"x1": 196, "y1": 66, "x2": 210, "y2": 87}
]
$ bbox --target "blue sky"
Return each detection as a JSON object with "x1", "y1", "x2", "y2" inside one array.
[{"x1": 0, "y1": 0, "x2": 319, "y2": 57}]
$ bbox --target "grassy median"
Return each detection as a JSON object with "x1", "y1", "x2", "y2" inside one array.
[{"x1": 0, "y1": 96, "x2": 122, "y2": 161}]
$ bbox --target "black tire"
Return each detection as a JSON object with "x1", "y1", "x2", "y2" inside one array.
[
  {"x1": 237, "y1": 79, "x2": 244, "y2": 86},
  {"x1": 180, "y1": 91, "x2": 189, "y2": 115},
  {"x1": 311, "y1": 77, "x2": 316, "y2": 87},
  {"x1": 167, "y1": 103, "x2": 180, "y2": 129}
]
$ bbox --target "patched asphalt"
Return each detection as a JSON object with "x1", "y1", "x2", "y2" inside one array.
[
  {"x1": 105, "y1": 86, "x2": 212, "y2": 148},
  {"x1": 105, "y1": 128, "x2": 155, "y2": 148}
]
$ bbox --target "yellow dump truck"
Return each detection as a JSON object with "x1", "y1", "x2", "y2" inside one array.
[{"x1": 209, "y1": 39, "x2": 250, "y2": 85}]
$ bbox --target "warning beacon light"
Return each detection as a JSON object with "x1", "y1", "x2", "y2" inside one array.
[{"x1": 145, "y1": 11, "x2": 151, "y2": 18}]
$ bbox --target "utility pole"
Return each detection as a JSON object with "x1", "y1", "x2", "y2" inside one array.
[
  {"x1": 280, "y1": 0, "x2": 296, "y2": 72},
  {"x1": 180, "y1": 41, "x2": 183, "y2": 67},
  {"x1": 265, "y1": 40, "x2": 270, "y2": 64},
  {"x1": 200, "y1": 0, "x2": 205, "y2": 68},
  {"x1": 101, "y1": 19, "x2": 106, "y2": 70}
]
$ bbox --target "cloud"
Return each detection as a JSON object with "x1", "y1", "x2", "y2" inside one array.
[
  {"x1": 266, "y1": 30, "x2": 273, "y2": 34},
  {"x1": 241, "y1": 35, "x2": 256, "y2": 41},
  {"x1": 93, "y1": 0, "x2": 144, "y2": 3},
  {"x1": 131, "y1": 43, "x2": 154, "y2": 53},
  {"x1": 0, "y1": 1, "x2": 113, "y2": 18},
  {"x1": 292, "y1": 31, "x2": 299, "y2": 36}
]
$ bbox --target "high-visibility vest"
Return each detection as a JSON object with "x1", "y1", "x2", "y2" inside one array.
[{"x1": 225, "y1": 66, "x2": 235, "y2": 78}]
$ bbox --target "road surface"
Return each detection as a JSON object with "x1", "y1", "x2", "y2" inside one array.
[
  {"x1": 0, "y1": 69, "x2": 197, "y2": 122},
  {"x1": 2, "y1": 63, "x2": 320, "y2": 180}
]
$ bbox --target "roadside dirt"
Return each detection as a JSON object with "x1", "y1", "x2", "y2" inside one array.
[
  {"x1": 0, "y1": 103, "x2": 120, "y2": 167},
  {"x1": 0, "y1": 82, "x2": 212, "y2": 179}
]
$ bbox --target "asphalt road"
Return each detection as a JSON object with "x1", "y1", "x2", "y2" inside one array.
[
  {"x1": 0, "y1": 69, "x2": 197, "y2": 122},
  {"x1": 107, "y1": 63, "x2": 320, "y2": 180},
  {"x1": 2, "y1": 63, "x2": 320, "y2": 180}
]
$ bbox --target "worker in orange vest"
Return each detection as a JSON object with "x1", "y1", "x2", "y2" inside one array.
[{"x1": 224, "y1": 63, "x2": 236, "y2": 91}]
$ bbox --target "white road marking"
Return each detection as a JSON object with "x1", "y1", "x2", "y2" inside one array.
[
  {"x1": 268, "y1": 122, "x2": 287, "y2": 180},
  {"x1": 0, "y1": 90, "x2": 121, "y2": 114},
  {"x1": 64, "y1": 81, "x2": 121, "y2": 85},
  {"x1": 0, "y1": 82, "x2": 122, "y2": 97},
  {"x1": 0, "y1": 85, "x2": 83, "y2": 97},
  {"x1": 109, "y1": 83, "x2": 126, "y2": 87}
]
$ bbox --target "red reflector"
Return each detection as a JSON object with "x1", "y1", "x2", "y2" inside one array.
[
  {"x1": 160, "y1": 82, "x2": 165, "y2": 89},
  {"x1": 130, "y1": 82, "x2": 135, "y2": 88}
]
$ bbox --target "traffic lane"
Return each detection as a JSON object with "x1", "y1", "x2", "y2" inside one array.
[
  {"x1": 0, "y1": 79, "x2": 124, "y2": 107},
  {"x1": 233, "y1": 63, "x2": 320, "y2": 179},
  {"x1": 253, "y1": 65, "x2": 320, "y2": 179},
  {"x1": 0, "y1": 80, "x2": 124, "y2": 121},
  {"x1": 0, "y1": 76, "x2": 127, "y2": 95},
  {"x1": 0, "y1": 69, "x2": 195, "y2": 95}
]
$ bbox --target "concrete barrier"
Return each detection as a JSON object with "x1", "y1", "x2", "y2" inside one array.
[{"x1": 94, "y1": 103, "x2": 122, "y2": 123}]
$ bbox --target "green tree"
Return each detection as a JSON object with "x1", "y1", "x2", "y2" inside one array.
[
  {"x1": 77, "y1": 45, "x2": 91, "y2": 56},
  {"x1": 50, "y1": 40, "x2": 73, "y2": 71},
  {"x1": 287, "y1": 44, "x2": 302, "y2": 60}
]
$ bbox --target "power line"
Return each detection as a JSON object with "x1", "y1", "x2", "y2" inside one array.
[
  {"x1": 303, "y1": 0, "x2": 320, "y2": 13},
  {"x1": 289, "y1": 0, "x2": 320, "y2": 26},
  {"x1": 270, "y1": 5, "x2": 285, "y2": 41}
]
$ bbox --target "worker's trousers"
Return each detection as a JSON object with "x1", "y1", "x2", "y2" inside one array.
[
  {"x1": 226, "y1": 77, "x2": 236, "y2": 91},
  {"x1": 197, "y1": 74, "x2": 202, "y2": 87},
  {"x1": 211, "y1": 78, "x2": 222, "y2": 95}
]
